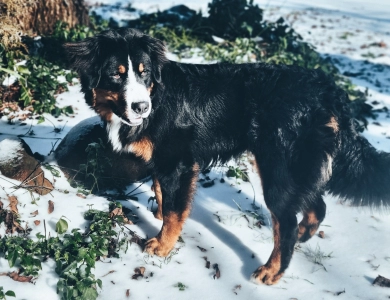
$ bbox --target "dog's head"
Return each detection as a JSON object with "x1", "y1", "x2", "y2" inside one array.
[{"x1": 64, "y1": 28, "x2": 167, "y2": 128}]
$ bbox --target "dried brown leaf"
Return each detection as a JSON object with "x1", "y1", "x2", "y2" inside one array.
[
  {"x1": 8, "y1": 195, "x2": 18, "y2": 213},
  {"x1": 102, "y1": 270, "x2": 116, "y2": 277},
  {"x1": 126, "y1": 289, "x2": 130, "y2": 297},
  {"x1": 48, "y1": 200, "x2": 54, "y2": 214},
  {"x1": 213, "y1": 264, "x2": 221, "y2": 279},
  {"x1": 132, "y1": 267, "x2": 146, "y2": 280},
  {"x1": 76, "y1": 193, "x2": 87, "y2": 199},
  {"x1": 8, "y1": 271, "x2": 33, "y2": 283},
  {"x1": 138, "y1": 267, "x2": 145, "y2": 275},
  {"x1": 109, "y1": 207, "x2": 122, "y2": 218},
  {"x1": 30, "y1": 210, "x2": 38, "y2": 217},
  {"x1": 34, "y1": 220, "x2": 41, "y2": 226},
  {"x1": 109, "y1": 207, "x2": 132, "y2": 224},
  {"x1": 5, "y1": 211, "x2": 23, "y2": 234},
  {"x1": 203, "y1": 256, "x2": 211, "y2": 269}
]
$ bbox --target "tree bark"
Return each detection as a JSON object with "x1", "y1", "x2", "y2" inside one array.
[{"x1": 5, "y1": 0, "x2": 90, "y2": 35}]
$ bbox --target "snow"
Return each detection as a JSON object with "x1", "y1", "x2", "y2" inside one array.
[
  {"x1": 1, "y1": 1, "x2": 390, "y2": 299},
  {"x1": 0, "y1": 139, "x2": 23, "y2": 165}
]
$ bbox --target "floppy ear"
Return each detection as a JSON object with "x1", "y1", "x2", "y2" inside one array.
[
  {"x1": 141, "y1": 35, "x2": 168, "y2": 83},
  {"x1": 64, "y1": 36, "x2": 102, "y2": 91}
]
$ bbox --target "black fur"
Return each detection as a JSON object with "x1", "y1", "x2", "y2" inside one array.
[{"x1": 65, "y1": 28, "x2": 390, "y2": 285}]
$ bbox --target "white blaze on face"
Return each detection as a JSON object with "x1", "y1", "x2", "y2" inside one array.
[{"x1": 125, "y1": 57, "x2": 152, "y2": 125}]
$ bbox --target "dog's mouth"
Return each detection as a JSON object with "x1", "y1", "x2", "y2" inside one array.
[{"x1": 118, "y1": 115, "x2": 143, "y2": 127}]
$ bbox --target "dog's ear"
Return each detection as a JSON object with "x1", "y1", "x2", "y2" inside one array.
[
  {"x1": 141, "y1": 35, "x2": 168, "y2": 83},
  {"x1": 64, "y1": 36, "x2": 102, "y2": 90}
]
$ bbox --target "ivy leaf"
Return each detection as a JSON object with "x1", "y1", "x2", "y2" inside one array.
[
  {"x1": 5, "y1": 290, "x2": 16, "y2": 297},
  {"x1": 37, "y1": 116, "x2": 45, "y2": 124},
  {"x1": 56, "y1": 218, "x2": 68, "y2": 234},
  {"x1": 8, "y1": 250, "x2": 18, "y2": 268}
]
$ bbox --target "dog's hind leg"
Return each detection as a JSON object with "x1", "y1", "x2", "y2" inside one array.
[
  {"x1": 144, "y1": 163, "x2": 199, "y2": 257},
  {"x1": 151, "y1": 176, "x2": 163, "y2": 220},
  {"x1": 298, "y1": 195, "x2": 326, "y2": 242}
]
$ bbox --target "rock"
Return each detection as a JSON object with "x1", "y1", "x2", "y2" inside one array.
[
  {"x1": 373, "y1": 275, "x2": 390, "y2": 287},
  {"x1": 54, "y1": 116, "x2": 149, "y2": 191},
  {"x1": 0, "y1": 137, "x2": 54, "y2": 195}
]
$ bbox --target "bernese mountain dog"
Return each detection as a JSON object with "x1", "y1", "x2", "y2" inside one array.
[{"x1": 65, "y1": 28, "x2": 390, "y2": 285}]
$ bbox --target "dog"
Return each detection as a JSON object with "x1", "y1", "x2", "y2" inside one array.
[{"x1": 64, "y1": 28, "x2": 390, "y2": 285}]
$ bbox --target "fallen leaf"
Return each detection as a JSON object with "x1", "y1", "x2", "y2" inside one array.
[
  {"x1": 76, "y1": 193, "x2": 87, "y2": 199},
  {"x1": 132, "y1": 267, "x2": 146, "y2": 280},
  {"x1": 34, "y1": 220, "x2": 41, "y2": 226},
  {"x1": 5, "y1": 211, "x2": 23, "y2": 234},
  {"x1": 110, "y1": 207, "x2": 122, "y2": 218},
  {"x1": 138, "y1": 267, "x2": 145, "y2": 275},
  {"x1": 102, "y1": 270, "x2": 116, "y2": 277},
  {"x1": 30, "y1": 210, "x2": 38, "y2": 217},
  {"x1": 197, "y1": 246, "x2": 207, "y2": 252},
  {"x1": 126, "y1": 289, "x2": 130, "y2": 297},
  {"x1": 8, "y1": 271, "x2": 33, "y2": 283},
  {"x1": 8, "y1": 195, "x2": 18, "y2": 213},
  {"x1": 203, "y1": 256, "x2": 211, "y2": 269},
  {"x1": 213, "y1": 264, "x2": 221, "y2": 279},
  {"x1": 48, "y1": 200, "x2": 54, "y2": 214}
]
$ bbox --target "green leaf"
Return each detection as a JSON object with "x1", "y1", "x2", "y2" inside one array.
[
  {"x1": 7, "y1": 250, "x2": 18, "y2": 268},
  {"x1": 56, "y1": 218, "x2": 68, "y2": 234},
  {"x1": 96, "y1": 279, "x2": 102, "y2": 289},
  {"x1": 16, "y1": 65, "x2": 31, "y2": 75},
  {"x1": 37, "y1": 116, "x2": 45, "y2": 124},
  {"x1": 5, "y1": 290, "x2": 16, "y2": 297}
]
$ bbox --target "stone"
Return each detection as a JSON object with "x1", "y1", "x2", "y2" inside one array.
[
  {"x1": 54, "y1": 116, "x2": 149, "y2": 191},
  {"x1": 0, "y1": 137, "x2": 54, "y2": 195}
]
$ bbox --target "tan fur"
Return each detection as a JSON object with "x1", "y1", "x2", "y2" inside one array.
[
  {"x1": 298, "y1": 210, "x2": 320, "y2": 239},
  {"x1": 144, "y1": 210, "x2": 190, "y2": 256},
  {"x1": 326, "y1": 116, "x2": 339, "y2": 133},
  {"x1": 118, "y1": 65, "x2": 126, "y2": 74},
  {"x1": 130, "y1": 137, "x2": 154, "y2": 162},
  {"x1": 152, "y1": 177, "x2": 163, "y2": 220},
  {"x1": 252, "y1": 214, "x2": 283, "y2": 285},
  {"x1": 139, "y1": 63, "x2": 144, "y2": 73},
  {"x1": 147, "y1": 83, "x2": 154, "y2": 95},
  {"x1": 144, "y1": 163, "x2": 200, "y2": 256},
  {"x1": 92, "y1": 88, "x2": 120, "y2": 121}
]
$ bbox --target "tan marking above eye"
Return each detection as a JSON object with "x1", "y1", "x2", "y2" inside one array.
[
  {"x1": 139, "y1": 63, "x2": 144, "y2": 73},
  {"x1": 118, "y1": 65, "x2": 126, "y2": 74}
]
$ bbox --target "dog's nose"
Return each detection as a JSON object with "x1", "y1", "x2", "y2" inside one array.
[{"x1": 131, "y1": 101, "x2": 149, "y2": 115}]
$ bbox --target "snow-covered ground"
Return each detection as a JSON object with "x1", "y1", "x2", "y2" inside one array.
[{"x1": 1, "y1": 1, "x2": 390, "y2": 299}]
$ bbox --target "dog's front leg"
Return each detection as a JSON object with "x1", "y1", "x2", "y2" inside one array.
[{"x1": 144, "y1": 163, "x2": 199, "y2": 257}]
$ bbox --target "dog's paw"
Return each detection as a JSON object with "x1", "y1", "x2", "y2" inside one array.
[
  {"x1": 144, "y1": 237, "x2": 172, "y2": 257},
  {"x1": 251, "y1": 265, "x2": 283, "y2": 285}
]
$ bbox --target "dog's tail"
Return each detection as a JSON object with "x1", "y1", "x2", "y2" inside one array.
[{"x1": 327, "y1": 126, "x2": 390, "y2": 208}]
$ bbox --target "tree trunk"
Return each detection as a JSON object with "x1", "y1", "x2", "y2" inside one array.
[{"x1": 4, "y1": 0, "x2": 90, "y2": 35}]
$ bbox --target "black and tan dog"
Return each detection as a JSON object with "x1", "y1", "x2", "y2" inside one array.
[{"x1": 65, "y1": 28, "x2": 390, "y2": 285}]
